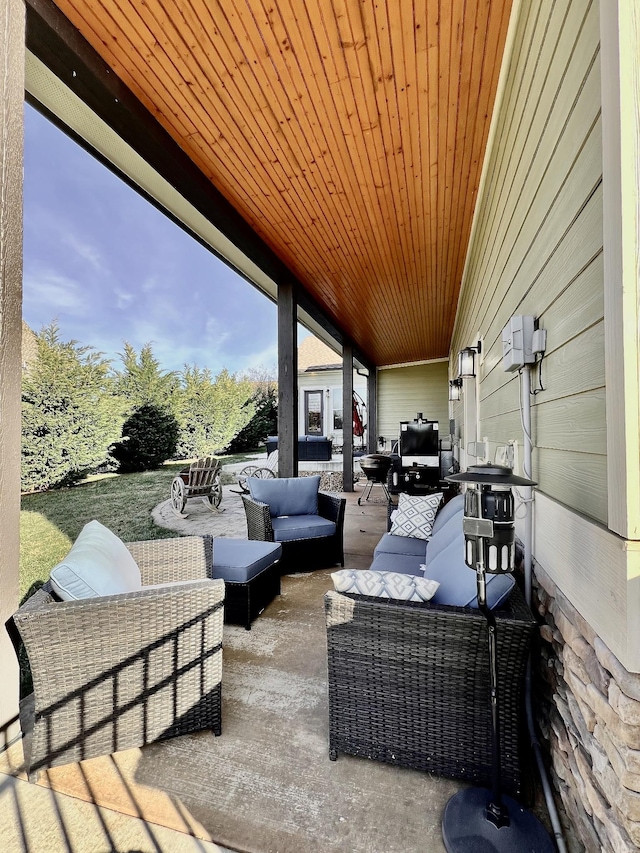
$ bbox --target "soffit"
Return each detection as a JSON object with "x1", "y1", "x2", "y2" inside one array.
[{"x1": 52, "y1": 0, "x2": 512, "y2": 366}]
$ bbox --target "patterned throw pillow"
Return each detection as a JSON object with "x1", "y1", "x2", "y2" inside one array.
[
  {"x1": 331, "y1": 569, "x2": 440, "y2": 602},
  {"x1": 389, "y1": 492, "x2": 443, "y2": 540}
]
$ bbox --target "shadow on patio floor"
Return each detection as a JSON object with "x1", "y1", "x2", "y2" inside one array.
[{"x1": 1, "y1": 487, "x2": 461, "y2": 853}]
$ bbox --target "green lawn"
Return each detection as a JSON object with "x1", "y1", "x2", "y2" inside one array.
[{"x1": 19, "y1": 453, "x2": 255, "y2": 601}]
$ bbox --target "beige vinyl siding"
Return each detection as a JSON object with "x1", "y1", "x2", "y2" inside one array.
[
  {"x1": 377, "y1": 362, "x2": 449, "y2": 448},
  {"x1": 452, "y1": 0, "x2": 605, "y2": 523}
]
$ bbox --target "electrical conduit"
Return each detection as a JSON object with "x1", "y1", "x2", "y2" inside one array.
[{"x1": 521, "y1": 365, "x2": 567, "y2": 853}]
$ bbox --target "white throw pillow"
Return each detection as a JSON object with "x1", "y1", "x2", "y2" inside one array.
[
  {"x1": 389, "y1": 492, "x2": 443, "y2": 540},
  {"x1": 50, "y1": 520, "x2": 142, "y2": 601},
  {"x1": 331, "y1": 569, "x2": 439, "y2": 602}
]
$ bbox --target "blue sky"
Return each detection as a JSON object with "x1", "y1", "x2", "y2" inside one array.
[{"x1": 22, "y1": 103, "x2": 282, "y2": 376}]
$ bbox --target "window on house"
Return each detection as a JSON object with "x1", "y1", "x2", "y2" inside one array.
[
  {"x1": 332, "y1": 388, "x2": 343, "y2": 429},
  {"x1": 304, "y1": 390, "x2": 323, "y2": 435}
]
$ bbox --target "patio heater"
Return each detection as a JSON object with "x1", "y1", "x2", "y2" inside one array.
[{"x1": 441, "y1": 463, "x2": 554, "y2": 853}]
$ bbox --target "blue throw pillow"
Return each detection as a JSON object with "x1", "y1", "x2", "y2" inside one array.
[
  {"x1": 424, "y1": 536, "x2": 515, "y2": 609},
  {"x1": 248, "y1": 475, "x2": 320, "y2": 518}
]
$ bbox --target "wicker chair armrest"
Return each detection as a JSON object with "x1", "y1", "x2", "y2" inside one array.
[
  {"x1": 126, "y1": 536, "x2": 208, "y2": 585},
  {"x1": 241, "y1": 495, "x2": 274, "y2": 541},
  {"x1": 325, "y1": 582, "x2": 533, "y2": 626},
  {"x1": 318, "y1": 492, "x2": 346, "y2": 526},
  {"x1": 13, "y1": 578, "x2": 225, "y2": 706}
]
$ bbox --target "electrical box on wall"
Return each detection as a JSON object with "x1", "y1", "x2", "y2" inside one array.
[{"x1": 502, "y1": 315, "x2": 536, "y2": 372}]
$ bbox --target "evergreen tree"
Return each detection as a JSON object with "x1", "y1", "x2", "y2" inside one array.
[
  {"x1": 175, "y1": 366, "x2": 255, "y2": 458},
  {"x1": 21, "y1": 324, "x2": 124, "y2": 492},
  {"x1": 114, "y1": 342, "x2": 180, "y2": 411},
  {"x1": 227, "y1": 377, "x2": 278, "y2": 452},
  {"x1": 110, "y1": 403, "x2": 180, "y2": 473}
]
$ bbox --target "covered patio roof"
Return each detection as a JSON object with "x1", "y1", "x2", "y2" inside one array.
[{"x1": 26, "y1": 0, "x2": 514, "y2": 368}]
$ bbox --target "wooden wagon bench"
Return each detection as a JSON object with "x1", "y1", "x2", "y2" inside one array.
[{"x1": 170, "y1": 456, "x2": 223, "y2": 516}]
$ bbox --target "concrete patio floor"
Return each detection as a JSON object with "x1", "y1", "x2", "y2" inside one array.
[{"x1": 0, "y1": 472, "x2": 486, "y2": 852}]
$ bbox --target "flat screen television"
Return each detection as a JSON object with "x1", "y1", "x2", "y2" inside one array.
[{"x1": 399, "y1": 420, "x2": 439, "y2": 467}]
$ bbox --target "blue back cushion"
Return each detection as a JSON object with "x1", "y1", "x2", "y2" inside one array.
[
  {"x1": 425, "y1": 511, "x2": 464, "y2": 566},
  {"x1": 431, "y1": 494, "x2": 465, "y2": 536},
  {"x1": 248, "y1": 475, "x2": 320, "y2": 517},
  {"x1": 424, "y1": 537, "x2": 515, "y2": 609}
]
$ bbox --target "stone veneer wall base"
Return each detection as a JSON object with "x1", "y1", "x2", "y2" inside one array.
[{"x1": 535, "y1": 563, "x2": 640, "y2": 853}]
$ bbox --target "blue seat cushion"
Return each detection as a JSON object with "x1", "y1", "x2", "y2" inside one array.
[
  {"x1": 374, "y1": 533, "x2": 428, "y2": 560},
  {"x1": 248, "y1": 475, "x2": 320, "y2": 517},
  {"x1": 425, "y1": 511, "x2": 464, "y2": 566},
  {"x1": 424, "y1": 537, "x2": 515, "y2": 609},
  {"x1": 211, "y1": 539, "x2": 282, "y2": 583},
  {"x1": 369, "y1": 552, "x2": 424, "y2": 577},
  {"x1": 271, "y1": 514, "x2": 336, "y2": 543},
  {"x1": 431, "y1": 494, "x2": 465, "y2": 536}
]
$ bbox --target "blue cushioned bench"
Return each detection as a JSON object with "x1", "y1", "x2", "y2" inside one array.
[{"x1": 204, "y1": 537, "x2": 282, "y2": 630}]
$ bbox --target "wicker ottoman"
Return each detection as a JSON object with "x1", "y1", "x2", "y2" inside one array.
[{"x1": 209, "y1": 538, "x2": 282, "y2": 630}]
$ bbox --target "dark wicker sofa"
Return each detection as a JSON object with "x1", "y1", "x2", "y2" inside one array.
[{"x1": 324, "y1": 583, "x2": 535, "y2": 795}]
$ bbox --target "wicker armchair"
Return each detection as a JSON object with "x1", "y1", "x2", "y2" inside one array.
[
  {"x1": 11, "y1": 536, "x2": 225, "y2": 780},
  {"x1": 325, "y1": 583, "x2": 535, "y2": 795},
  {"x1": 241, "y1": 489, "x2": 346, "y2": 571}
]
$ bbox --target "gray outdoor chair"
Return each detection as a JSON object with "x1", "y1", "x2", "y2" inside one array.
[{"x1": 10, "y1": 534, "x2": 225, "y2": 780}]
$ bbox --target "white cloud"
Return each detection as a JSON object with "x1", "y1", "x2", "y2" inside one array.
[
  {"x1": 141, "y1": 275, "x2": 159, "y2": 293},
  {"x1": 23, "y1": 269, "x2": 89, "y2": 317},
  {"x1": 62, "y1": 232, "x2": 105, "y2": 271},
  {"x1": 235, "y1": 342, "x2": 279, "y2": 375},
  {"x1": 204, "y1": 316, "x2": 232, "y2": 349},
  {"x1": 115, "y1": 289, "x2": 134, "y2": 309}
]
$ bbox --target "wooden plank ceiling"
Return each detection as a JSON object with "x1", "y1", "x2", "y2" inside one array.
[{"x1": 53, "y1": 0, "x2": 512, "y2": 367}]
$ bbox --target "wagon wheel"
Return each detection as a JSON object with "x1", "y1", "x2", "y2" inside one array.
[
  {"x1": 170, "y1": 476, "x2": 187, "y2": 515},
  {"x1": 207, "y1": 473, "x2": 223, "y2": 508},
  {"x1": 237, "y1": 464, "x2": 259, "y2": 493},
  {"x1": 252, "y1": 467, "x2": 276, "y2": 479}
]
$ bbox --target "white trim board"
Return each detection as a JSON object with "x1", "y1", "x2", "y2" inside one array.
[
  {"x1": 600, "y1": 1, "x2": 640, "y2": 539},
  {"x1": 531, "y1": 491, "x2": 640, "y2": 672},
  {"x1": 378, "y1": 357, "x2": 449, "y2": 370}
]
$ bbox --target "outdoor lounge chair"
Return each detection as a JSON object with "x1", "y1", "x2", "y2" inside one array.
[
  {"x1": 241, "y1": 475, "x2": 345, "y2": 571},
  {"x1": 170, "y1": 455, "x2": 223, "y2": 515},
  {"x1": 10, "y1": 527, "x2": 225, "y2": 780}
]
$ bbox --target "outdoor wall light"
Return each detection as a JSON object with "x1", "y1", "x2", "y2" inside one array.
[
  {"x1": 441, "y1": 463, "x2": 554, "y2": 853},
  {"x1": 457, "y1": 341, "x2": 482, "y2": 379},
  {"x1": 448, "y1": 378, "x2": 463, "y2": 402}
]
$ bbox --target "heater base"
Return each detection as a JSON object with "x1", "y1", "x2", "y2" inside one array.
[{"x1": 442, "y1": 787, "x2": 554, "y2": 853}]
